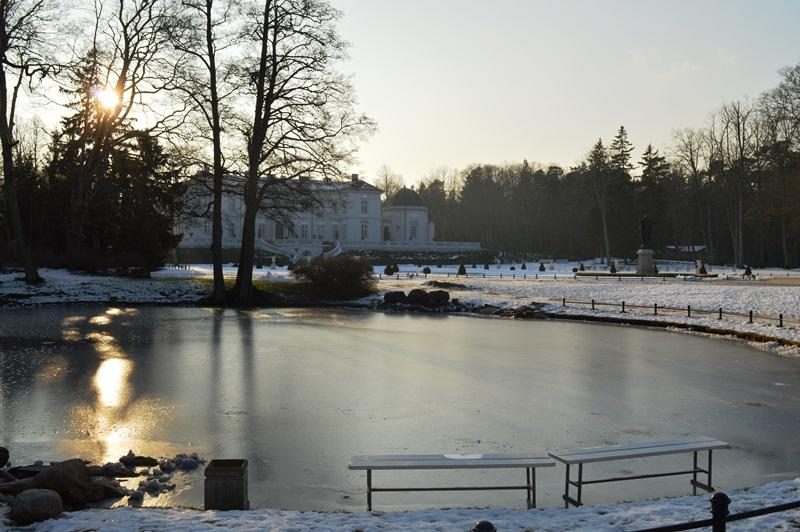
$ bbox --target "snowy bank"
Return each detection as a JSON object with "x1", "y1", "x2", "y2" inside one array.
[{"x1": 6, "y1": 478, "x2": 799, "y2": 531}]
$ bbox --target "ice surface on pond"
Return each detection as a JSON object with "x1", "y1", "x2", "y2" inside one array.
[{"x1": 2, "y1": 306, "x2": 800, "y2": 513}]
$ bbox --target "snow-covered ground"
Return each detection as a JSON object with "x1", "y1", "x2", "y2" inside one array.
[{"x1": 5, "y1": 478, "x2": 799, "y2": 531}]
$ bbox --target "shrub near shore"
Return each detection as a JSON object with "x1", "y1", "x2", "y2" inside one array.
[{"x1": 293, "y1": 256, "x2": 376, "y2": 299}]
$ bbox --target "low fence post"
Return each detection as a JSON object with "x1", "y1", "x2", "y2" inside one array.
[
  {"x1": 719, "y1": 307, "x2": 722, "y2": 320},
  {"x1": 749, "y1": 310, "x2": 753, "y2": 324},
  {"x1": 621, "y1": 301, "x2": 626, "y2": 313},
  {"x1": 687, "y1": 305, "x2": 691, "y2": 318},
  {"x1": 654, "y1": 303, "x2": 658, "y2": 316},
  {"x1": 711, "y1": 492, "x2": 730, "y2": 532},
  {"x1": 779, "y1": 313, "x2": 784, "y2": 327},
  {"x1": 591, "y1": 299, "x2": 595, "y2": 310},
  {"x1": 562, "y1": 297, "x2": 566, "y2": 307}
]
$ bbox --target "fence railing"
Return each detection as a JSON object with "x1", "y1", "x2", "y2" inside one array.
[
  {"x1": 633, "y1": 492, "x2": 800, "y2": 531},
  {"x1": 558, "y1": 298, "x2": 794, "y2": 329}
]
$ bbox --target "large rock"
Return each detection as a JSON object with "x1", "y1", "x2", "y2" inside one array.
[
  {"x1": 407, "y1": 289, "x2": 429, "y2": 306},
  {"x1": 30, "y1": 459, "x2": 96, "y2": 508},
  {"x1": 120, "y1": 450, "x2": 158, "y2": 468},
  {"x1": 425, "y1": 290, "x2": 450, "y2": 307},
  {"x1": 9, "y1": 489, "x2": 63, "y2": 524},
  {"x1": 92, "y1": 477, "x2": 130, "y2": 499},
  {"x1": 383, "y1": 291, "x2": 408, "y2": 305}
]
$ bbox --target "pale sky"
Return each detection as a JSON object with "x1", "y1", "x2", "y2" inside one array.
[{"x1": 331, "y1": 0, "x2": 800, "y2": 184}]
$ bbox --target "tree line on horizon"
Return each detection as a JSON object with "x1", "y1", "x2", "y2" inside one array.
[{"x1": 408, "y1": 65, "x2": 800, "y2": 268}]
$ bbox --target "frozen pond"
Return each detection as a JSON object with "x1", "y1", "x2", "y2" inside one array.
[{"x1": 1, "y1": 306, "x2": 800, "y2": 511}]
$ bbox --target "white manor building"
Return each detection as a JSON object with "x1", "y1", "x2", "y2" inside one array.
[{"x1": 176, "y1": 174, "x2": 480, "y2": 261}]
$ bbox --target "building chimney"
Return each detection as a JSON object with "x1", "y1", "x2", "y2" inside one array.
[{"x1": 351, "y1": 173, "x2": 359, "y2": 183}]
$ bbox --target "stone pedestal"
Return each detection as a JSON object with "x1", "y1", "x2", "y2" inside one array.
[{"x1": 636, "y1": 248, "x2": 655, "y2": 275}]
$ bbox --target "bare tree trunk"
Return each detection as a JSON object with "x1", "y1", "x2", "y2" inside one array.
[
  {"x1": 205, "y1": 0, "x2": 225, "y2": 305},
  {"x1": 737, "y1": 193, "x2": 744, "y2": 267},
  {"x1": 0, "y1": 61, "x2": 39, "y2": 283},
  {"x1": 780, "y1": 216, "x2": 790, "y2": 268},
  {"x1": 235, "y1": 177, "x2": 259, "y2": 306}
]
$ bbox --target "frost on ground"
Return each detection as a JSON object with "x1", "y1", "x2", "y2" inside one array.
[{"x1": 7, "y1": 478, "x2": 800, "y2": 531}]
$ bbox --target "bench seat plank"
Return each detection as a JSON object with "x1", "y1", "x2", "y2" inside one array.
[
  {"x1": 349, "y1": 453, "x2": 554, "y2": 470},
  {"x1": 549, "y1": 437, "x2": 730, "y2": 465}
]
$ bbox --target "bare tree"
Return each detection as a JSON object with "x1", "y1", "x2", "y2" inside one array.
[
  {"x1": 231, "y1": 0, "x2": 373, "y2": 305},
  {"x1": 0, "y1": 0, "x2": 55, "y2": 283},
  {"x1": 374, "y1": 164, "x2": 402, "y2": 201},
  {"x1": 168, "y1": 0, "x2": 239, "y2": 304},
  {"x1": 671, "y1": 127, "x2": 713, "y2": 257}
]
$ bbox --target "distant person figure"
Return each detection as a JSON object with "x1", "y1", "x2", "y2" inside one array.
[{"x1": 639, "y1": 214, "x2": 654, "y2": 249}]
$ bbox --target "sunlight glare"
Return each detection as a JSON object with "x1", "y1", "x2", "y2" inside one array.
[
  {"x1": 94, "y1": 86, "x2": 120, "y2": 110},
  {"x1": 93, "y1": 358, "x2": 133, "y2": 408}
]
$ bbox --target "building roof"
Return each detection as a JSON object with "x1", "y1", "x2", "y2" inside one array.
[{"x1": 386, "y1": 186, "x2": 426, "y2": 208}]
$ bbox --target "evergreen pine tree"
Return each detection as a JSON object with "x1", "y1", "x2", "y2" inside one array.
[{"x1": 609, "y1": 126, "x2": 635, "y2": 173}]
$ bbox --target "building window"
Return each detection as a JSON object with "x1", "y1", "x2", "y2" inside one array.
[
  {"x1": 228, "y1": 223, "x2": 236, "y2": 238},
  {"x1": 317, "y1": 225, "x2": 324, "y2": 239},
  {"x1": 301, "y1": 224, "x2": 309, "y2": 239},
  {"x1": 361, "y1": 221, "x2": 368, "y2": 240},
  {"x1": 331, "y1": 201, "x2": 338, "y2": 215},
  {"x1": 204, "y1": 220, "x2": 210, "y2": 235},
  {"x1": 333, "y1": 224, "x2": 339, "y2": 239},
  {"x1": 257, "y1": 223, "x2": 265, "y2": 239},
  {"x1": 361, "y1": 198, "x2": 368, "y2": 214},
  {"x1": 409, "y1": 221, "x2": 418, "y2": 240}
]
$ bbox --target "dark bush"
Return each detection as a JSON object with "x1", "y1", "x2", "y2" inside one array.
[
  {"x1": 384, "y1": 264, "x2": 395, "y2": 275},
  {"x1": 510, "y1": 266, "x2": 516, "y2": 271},
  {"x1": 422, "y1": 266, "x2": 431, "y2": 274},
  {"x1": 293, "y1": 256, "x2": 376, "y2": 299},
  {"x1": 484, "y1": 264, "x2": 489, "y2": 270},
  {"x1": 520, "y1": 263, "x2": 526, "y2": 270},
  {"x1": 610, "y1": 262, "x2": 617, "y2": 274},
  {"x1": 457, "y1": 264, "x2": 466, "y2": 276},
  {"x1": 472, "y1": 263, "x2": 477, "y2": 269},
  {"x1": 538, "y1": 262, "x2": 545, "y2": 272},
  {"x1": 579, "y1": 262, "x2": 585, "y2": 271},
  {"x1": 699, "y1": 263, "x2": 707, "y2": 275}
]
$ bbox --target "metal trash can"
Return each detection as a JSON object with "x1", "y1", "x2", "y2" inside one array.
[{"x1": 204, "y1": 459, "x2": 249, "y2": 510}]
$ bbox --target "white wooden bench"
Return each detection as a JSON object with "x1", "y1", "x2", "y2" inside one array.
[
  {"x1": 549, "y1": 436, "x2": 731, "y2": 508},
  {"x1": 348, "y1": 453, "x2": 555, "y2": 510}
]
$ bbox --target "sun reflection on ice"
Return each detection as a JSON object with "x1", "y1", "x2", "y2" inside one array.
[{"x1": 94, "y1": 358, "x2": 133, "y2": 408}]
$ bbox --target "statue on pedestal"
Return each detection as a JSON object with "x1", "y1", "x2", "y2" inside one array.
[{"x1": 639, "y1": 214, "x2": 653, "y2": 250}]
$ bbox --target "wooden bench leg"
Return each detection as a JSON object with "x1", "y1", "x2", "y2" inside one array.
[{"x1": 367, "y1": 469, "x2": 372, "y2": 511}]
